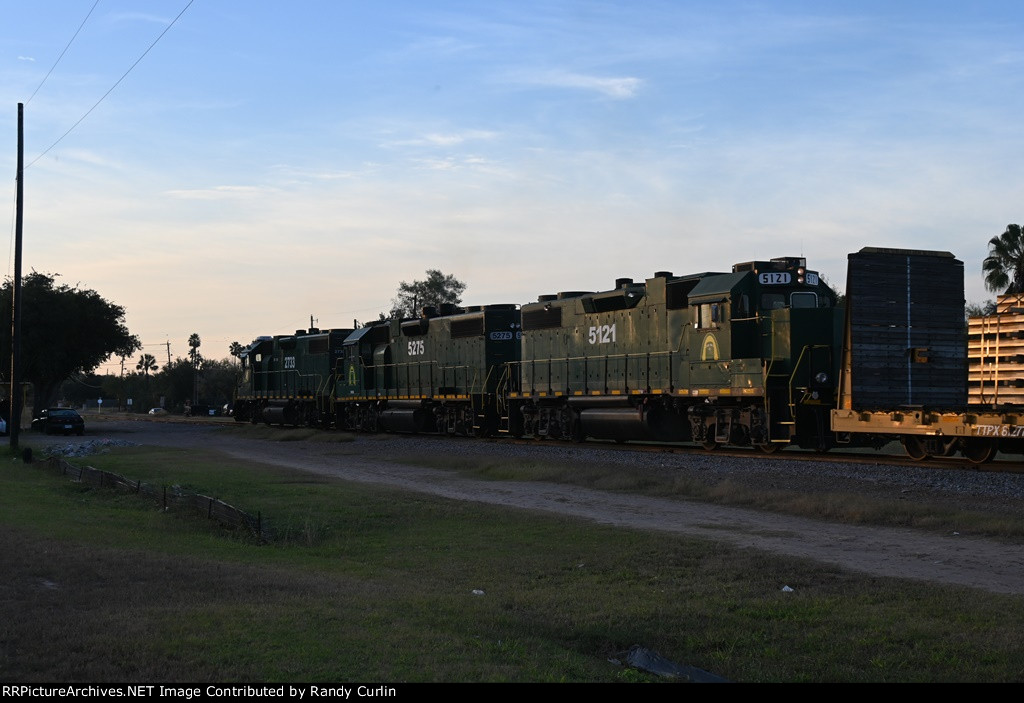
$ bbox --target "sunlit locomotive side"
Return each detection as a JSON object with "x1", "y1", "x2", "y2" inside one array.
[{"x1": 508, "y1": 257, "x2": 841, "y2": 451}]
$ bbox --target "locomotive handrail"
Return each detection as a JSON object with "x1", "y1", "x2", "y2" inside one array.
[
  {"x1": 495, "y1": 364, "x2": 516, "y2": 415},
  {"x1": 787, "y1": 344, "x2": 831, "y2": 410},
  {"x1": 376, "y1": 359, "x2": 479, "y2": 398},
  {"x1": 263, "y1": 367, "x2": 325, "y2": 397},
  {"x1": 517, "y1": 350, "x2": 675, "y2": 395}
]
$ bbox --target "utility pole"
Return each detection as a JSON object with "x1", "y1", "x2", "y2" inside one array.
[{"x1": 9, "y1": 104, "x2": 24, "y2": 450}]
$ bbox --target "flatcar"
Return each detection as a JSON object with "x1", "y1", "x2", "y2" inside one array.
[{"x1": 831, "y1": 248, "x2": 1024, "y2": 464}]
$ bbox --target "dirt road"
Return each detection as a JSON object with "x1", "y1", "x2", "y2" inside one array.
[{"x1": 47, "y1": 420, "x2": 1024, "y2": 596}]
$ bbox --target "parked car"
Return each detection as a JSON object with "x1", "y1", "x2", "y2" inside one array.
[
  {"x1": 148, "y1": 407, "x2": 168, "y2": 415},
  {"x1": 31, "y1": 408, "x2": 85, "y2": 435}
]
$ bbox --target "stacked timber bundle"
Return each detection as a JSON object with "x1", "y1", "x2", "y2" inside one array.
[
  {"x1": 845, "y1": 247, "x2": 966, "y2": 410},
  {"x1": 968, "y1": 294, "x2": 1024, "y2": 406}
]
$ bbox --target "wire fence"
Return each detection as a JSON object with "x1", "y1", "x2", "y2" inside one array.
[{"x1": 44, "y1": 455, "x2": 267, "y2": 541}]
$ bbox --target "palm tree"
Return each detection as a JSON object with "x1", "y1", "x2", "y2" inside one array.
[
  {"x1": 136, "y1": 353, "x2": 159, "y2": 411},
  {"x1": 136, "y1": 353, "x2": 158, "y2": 376},
  {"x1": 188, "y1": 333, "x2": 202, "y2": 405},
  {"x1": 983, "y1": 224, "x2": 1024, "y2": 294}
]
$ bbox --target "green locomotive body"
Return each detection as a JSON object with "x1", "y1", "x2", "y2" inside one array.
[
  {"x1": 233, "y1": 327, "x2": 352, "y2": 426},
  {"x1": 509, "y1": 257, "x2": 839, "y2": 450},
  {"x1": 333, "y1": 304, "x2": 521, "y2": 436},
  {"x1": 235, "y1": 257, "x2": 839, "y2": 451}
]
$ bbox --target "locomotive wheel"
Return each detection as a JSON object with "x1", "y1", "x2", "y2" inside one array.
[
  {"x1": 701, "y1": 425, "x2": 719, "y2": 451},
  {"x1": 756, "y1": 442, "x2": 783, "y2": 454},
  {"x1": 961, "y1": 438, "x2": 996, "y2": 465},
  {"x1": 901, "y1": 436, "x2": 930, "y2": 461},
  {"x1": 571, "y1": 422, "x2": 585, "y2": 444}
]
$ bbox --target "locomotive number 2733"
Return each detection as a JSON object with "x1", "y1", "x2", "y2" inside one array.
[{"x1": 588, "y1": 324, "x2": 617, "y2": 344}]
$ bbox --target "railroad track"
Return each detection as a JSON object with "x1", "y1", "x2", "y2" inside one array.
[{"x1": 497, "y1": 435, "x2": 1024, "y2": 474}]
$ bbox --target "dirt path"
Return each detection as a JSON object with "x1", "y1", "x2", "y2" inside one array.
[{"x1": 61, "y1": 420, "x2": 1024, "y2": 596}]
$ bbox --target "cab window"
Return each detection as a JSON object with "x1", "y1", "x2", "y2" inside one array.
[
  {"x1": 696, "y1": 302, "x2": 722, "y2": 328},
  {"x1": 733, "y1": 294, "x2": 751, "y2": 318},
  {"x1": 791, "y1": 292, "x2": 818, "y2": 308}
]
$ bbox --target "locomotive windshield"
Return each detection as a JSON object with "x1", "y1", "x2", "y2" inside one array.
[
  {"x1": 760, "y1": 291, "x2": 831, "y2": 309},
  {"x1": 791, "y1": 292, "x2": 818, "y2": 308}
]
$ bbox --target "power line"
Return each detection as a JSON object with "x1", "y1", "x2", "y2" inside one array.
[
  {"x1": 25, "y1": 0, "x2": 101, "y2": 105},
  {"x1": 27, "y1": 0, "x2": 196, "y2": 169}
]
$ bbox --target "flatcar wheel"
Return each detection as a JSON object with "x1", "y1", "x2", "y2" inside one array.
[
  {"x1": 961, "y1": 438, "x2": 996, "y2": 465},
  {"x1": 901, "y1": 436, "x2": 930, "y2": 461},
  {"x1": 939, "y1": 439, "x2": 959, "y2": 457}
]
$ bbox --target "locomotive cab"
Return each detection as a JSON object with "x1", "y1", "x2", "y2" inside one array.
[{"x1": 735, "y1": 257, "x2": 841, "y2": 450}]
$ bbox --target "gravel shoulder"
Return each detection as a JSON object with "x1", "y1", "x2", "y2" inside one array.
[{"x1": 36, "y1": 419, "x2": 1024, "y2": 597}]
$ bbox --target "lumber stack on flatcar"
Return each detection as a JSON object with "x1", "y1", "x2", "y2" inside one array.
[
  {"x1": 842, "y1": 247, "x2": 966, "y2": 411},
  {"x1": 968, "y1": 294, "x2": 1024, "y2": 406},
  {"x1": 832, "y1": 247, "x2": 1024, "y2": 463}
]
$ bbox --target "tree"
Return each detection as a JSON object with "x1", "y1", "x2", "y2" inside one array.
[
  {"x1": 188, "y1": 333, "x2": 202, "y2": 405},
  {"x1": 188, "y1": 334, "x2": 202, "y2": 366},
  {"x1": 135, "y1": 353, "x2": 159, "y2": 410},
  {"x1": 983, "y1": 224, "x2": 1024, "y2": 295},
  {"x1": 229, "y1": 341, "x2": 243, "y2": 366},
  {"x1": 153, "y1": 357, "x2": 195, "y2": 411},
  {"x1": 0, "y1": 272, "x2": 140, "y2": 411},
  {"x1": 388, "y1": 269, "x2": 467, "y2": 319},
  {"x1": 197, "y1": 358, "x2": 240, "y2": 409},
  {"x1": 821, "y1": 275, "x2": 845, "y2": 307},
  {"x1": 966, "y1": 301, "x2": 997, "y2": 318},
  {"x1": 136, "y1": 354, "x2": 159, "y2": 376},
  {"x1": 59, "y1": 372, "x2": 105, "y2": 408}
]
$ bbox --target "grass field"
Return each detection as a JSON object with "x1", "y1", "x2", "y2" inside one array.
[{"x1": 2, "y1": 440, "x2": 1023, "y2": 682}]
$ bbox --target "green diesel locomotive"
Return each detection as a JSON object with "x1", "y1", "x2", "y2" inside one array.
[
  {"x1": 234, "y1": 256, "x2": 841, "y2": 452},
  {"x1": 508, "y1": 256, "x2": 840, "y2": 451}
]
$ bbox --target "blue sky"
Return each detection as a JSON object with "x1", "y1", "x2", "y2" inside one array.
[{"x1": 3, "y1": 1, "x2": 1023, "y2": 373}]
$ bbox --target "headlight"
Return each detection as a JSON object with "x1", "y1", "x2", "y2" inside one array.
[{"x1": 815, "y1": 372, "x2": 829, "y2": 384}]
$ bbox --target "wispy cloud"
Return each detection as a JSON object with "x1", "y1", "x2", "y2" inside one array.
[
  {"x1": 108, "y1": 12, "x2": 172, "y2": 26},
  {"x1": 17, "y1": 56, "x2": 35, "y2": 62},
  {"x1": 411, "y1": 154, "x2": 496, "y2": 172},
  {"x1": 382, "y1": 130, "x2": 499, "y2": 148},
  {"x1": 509, "y1": 69, "x2": 643, "y2": 98},
  {"x1": 164, "y1": 185, "x2": 271, "y2": 200}
]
